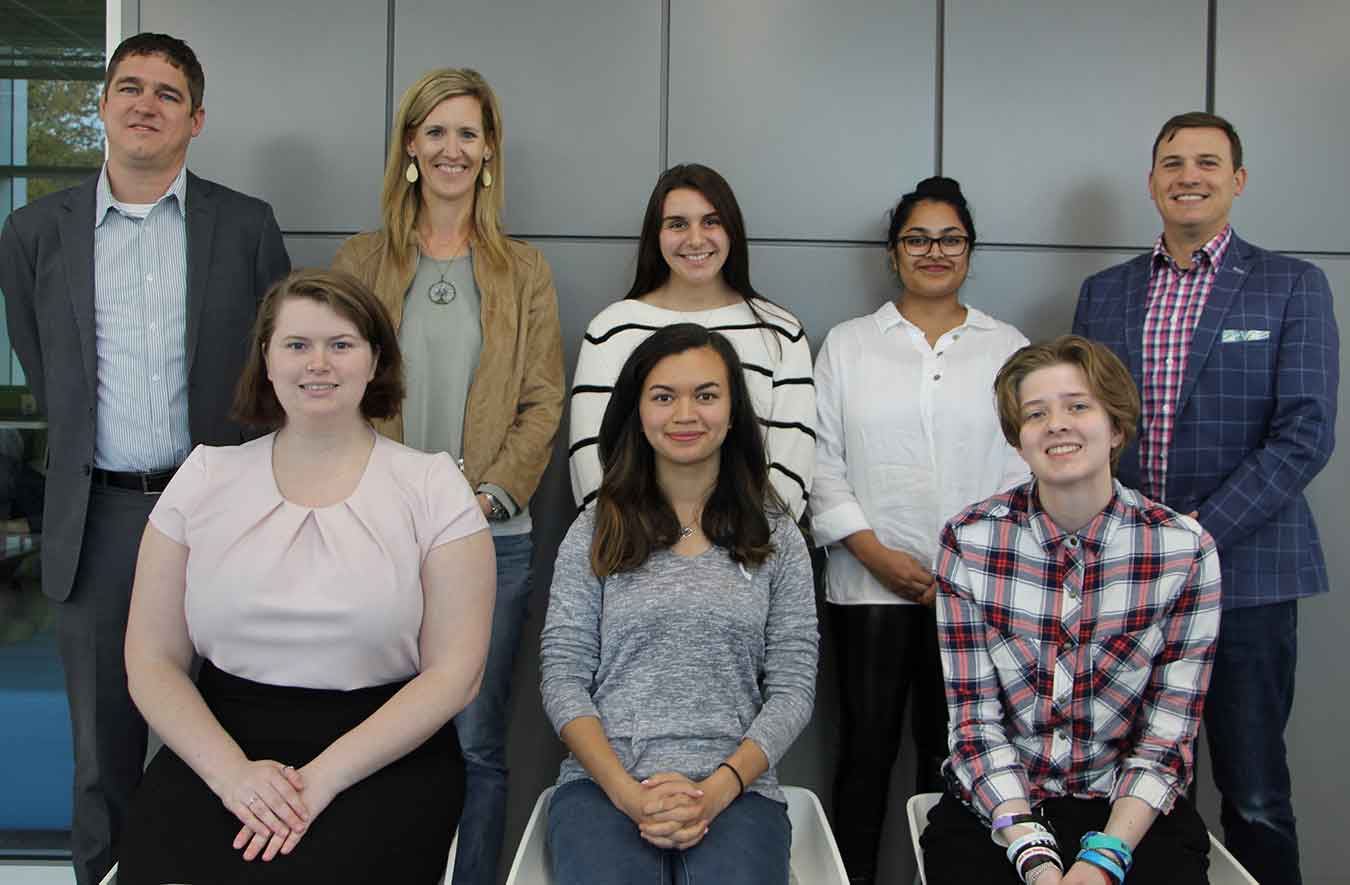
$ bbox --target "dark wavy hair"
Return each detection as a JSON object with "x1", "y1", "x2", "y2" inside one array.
[
  {"x1": 885, "y1": 176, "x2": 977, "y2": 254},
  {"x1": 591, "y1": 324, "x2": 781, "y2": 577},
  {"x1": 232, "y1": 269, "x2": 405, "y2": 429}
]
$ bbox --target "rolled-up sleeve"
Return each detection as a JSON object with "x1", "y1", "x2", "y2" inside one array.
[{"x1": 936, "y1": 524, "x2": 1031, "y2": 822}]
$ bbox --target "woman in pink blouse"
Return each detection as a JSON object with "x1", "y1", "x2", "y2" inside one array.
[{"x1": 116, "y1": 269, "x2": 496, "y2": 884}]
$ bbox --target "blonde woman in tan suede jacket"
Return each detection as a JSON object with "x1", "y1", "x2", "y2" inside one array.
[{"x1": 331, "y1": 68, "x2": 563, "y2": 885}]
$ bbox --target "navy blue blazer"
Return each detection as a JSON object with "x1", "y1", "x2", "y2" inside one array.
[{"x1": 1073, "y1": 232, "x2": 1338, "y2": 610}]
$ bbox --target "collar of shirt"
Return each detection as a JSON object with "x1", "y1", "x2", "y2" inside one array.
[
  {"x1": 95, "y1": 162, "x2": 188, "y2": 226},
  {"x1": 872, "y1": 299, "x2": 1000, "y2": 336},
  {"x1": 1017, "y1": 478, "x2": 1129, "y2": 556},
  {"x1": 1150, "y1": 224, "x2": 1233, "y2": 275}
]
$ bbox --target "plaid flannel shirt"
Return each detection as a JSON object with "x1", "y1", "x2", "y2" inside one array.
[{"x1": 935, "y1": 479, "x2": 1220, "y2": 824}]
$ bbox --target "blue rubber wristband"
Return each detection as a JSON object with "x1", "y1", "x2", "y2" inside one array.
[
  {"x1": 1077, "y1": 847, "x2": 1126, "y2": 884},
  {"x1": 1081, "y1": 831, "x2": 1134, "y2": 869}
]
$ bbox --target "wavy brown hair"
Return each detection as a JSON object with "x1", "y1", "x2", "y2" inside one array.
[
  {"x1": 232, "y1": 269, "x2": 404, "y2": 429},
  {"x1": 590, "y1": 324, "x2": 782, "y2": 577},
  {"x1": 994, "y1": 335, "x2": 1140, "y2": 473}
]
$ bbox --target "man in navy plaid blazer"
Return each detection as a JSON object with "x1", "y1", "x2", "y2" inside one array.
[{"x1": 1072, "y1": 112, "x2": 1338, "y2": 885}]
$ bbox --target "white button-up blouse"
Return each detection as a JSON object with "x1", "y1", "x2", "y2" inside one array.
[{"x1": 811, "y1": 301, "x2": 1030, "y2": 605}]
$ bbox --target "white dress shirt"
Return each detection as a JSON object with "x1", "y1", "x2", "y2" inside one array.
[{"x1": 811, "y1": 301, "x2": 1029, "y2": 605}]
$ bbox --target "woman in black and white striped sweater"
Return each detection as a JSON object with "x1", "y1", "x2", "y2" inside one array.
[{"x1": 567, "y1": 164, "x2": 815, "y2": 519}]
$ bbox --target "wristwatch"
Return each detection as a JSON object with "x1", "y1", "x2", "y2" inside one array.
[{"x1": 481, "y1": 491, "x2": 510, "y2": 522}]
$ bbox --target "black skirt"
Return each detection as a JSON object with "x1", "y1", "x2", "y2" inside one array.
[{"x1": 119, "y1": 661, "x2": 464, "y2": 885}]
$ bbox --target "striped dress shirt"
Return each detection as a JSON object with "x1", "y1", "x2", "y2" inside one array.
[
  {"x1": 93, "y1": 164, "x2": 191, "y2": 472},
  {"x1": 1138, "y1": 226, "x2": 1232, "y2": 500},
  {"x1": 935, "y1": 480, "x2": 1220, "y2": 823}
]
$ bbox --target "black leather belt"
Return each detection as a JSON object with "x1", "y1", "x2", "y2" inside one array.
[{"x1": 90, "y1": 466, "x2": 177, "y2": 494}]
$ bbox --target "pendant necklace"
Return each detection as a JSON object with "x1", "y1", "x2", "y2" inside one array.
[
  {"x1": 679, "y1": 523, "x2": 695, "y2": 540},
  {"x1": 427, "y1": 254, "x2": 462, "y2": 305}
]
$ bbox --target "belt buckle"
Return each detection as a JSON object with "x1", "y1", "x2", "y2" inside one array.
[{"x1": 140, "y1": 472, "x2": 163, "y2": 496}]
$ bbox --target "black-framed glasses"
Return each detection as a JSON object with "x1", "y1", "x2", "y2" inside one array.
[{"x1": 898, "y1": 234, "x2": 970, "y2": 257}]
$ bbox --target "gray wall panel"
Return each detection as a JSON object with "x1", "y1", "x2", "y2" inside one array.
[
  {"x1": 392, "y1": 0, "x2": 662, "y2": 238},
  {"x1": 283, "y1": 235, "x2": 345, "y2": 271},
  {"x1": 140, "y1": 0, "x2": 387, "y2": 233},
  {"x1": 944, "y1": 1, "x2": 1207, "y2": 248},
  {"x1": 1216, "y1": 1, "x2": 1350, "y2": 253},
  {"x1": 668, "y1": 0, "x2": 935, "y2": 242},
  {"x1": 1289, "y1": 256, "x2": 1348, "y2": 884}
]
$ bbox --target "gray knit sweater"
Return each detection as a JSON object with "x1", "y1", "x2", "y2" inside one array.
[{"x1": 540, "y1": 508, "x2": 819, "y2": 804}]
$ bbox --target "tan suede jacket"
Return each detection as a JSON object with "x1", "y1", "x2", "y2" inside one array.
[{"x1": 332, "y1": 231, "x2": 564, "y2": 510}]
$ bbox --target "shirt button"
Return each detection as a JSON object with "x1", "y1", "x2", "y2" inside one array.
[
  {"x1": 151, "y1": 374, "x2": 160, "y2": 382},
  {"x1": 148, "y1": 322, "x2": 157, "y2": 331},
  {"x1": 933, "y1": 374, "x2": 941, "y2": 381},
  {"x1": 145, "y1": 273, "x2": 154, "y2": 282},
  {"x1": 1067, "y1": 587, "x2": 1080, "y2": 599},
  {"x1": 1067, "y1": 537, "x2": 1079, "y2": 548},
  {"x1": 953, "y1": 333, "x2": 961, "y2": 340}
]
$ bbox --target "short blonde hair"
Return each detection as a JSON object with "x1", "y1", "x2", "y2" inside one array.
[{"x1": 994, "y1": 335, "x2": 1140, "y2": 473}]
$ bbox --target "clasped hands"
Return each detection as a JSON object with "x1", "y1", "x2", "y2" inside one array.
[
  {"x1": 616, "y1": 770, "x2": 737, "y2": 852},
  {"x1": 217, "y1": 758, "x2": 338, "y2": 862}
]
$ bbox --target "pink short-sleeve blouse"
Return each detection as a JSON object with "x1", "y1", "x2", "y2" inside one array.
[{"x1": 148, "y1": 432, "x2": 487, "y2": 690}]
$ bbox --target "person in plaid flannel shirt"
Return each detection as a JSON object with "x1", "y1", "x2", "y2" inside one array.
[{"x1": 920, "y1": 336, "x2": 1221, "y2": 885}]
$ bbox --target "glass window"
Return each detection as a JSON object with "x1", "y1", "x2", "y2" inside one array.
[{"x1": 1, "y1": 0, "x2": 105, "y2": 861}]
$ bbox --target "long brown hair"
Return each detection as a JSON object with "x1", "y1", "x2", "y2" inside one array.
[
  {"x1": 590, "y1": 324, "x2": 782, "y2": 577},
  {"x1": 379, "y1": 68, "x2": 509, "y2": 274}
]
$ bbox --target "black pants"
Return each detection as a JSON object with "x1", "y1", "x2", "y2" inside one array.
[
  {"x1": 921, "y1": 790, "x2": 1211, "y2": 883},
  {"x1": 829, "y1": 603, "x2": 948, "y2": 884}
]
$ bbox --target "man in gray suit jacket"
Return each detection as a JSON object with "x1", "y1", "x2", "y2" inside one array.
[{"x1": 0, "y1": 33, "x2": 289, "y2": 885}]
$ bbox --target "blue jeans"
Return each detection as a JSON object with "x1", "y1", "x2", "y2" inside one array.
[
  {"x1": 547, "y1": 779, "x2": 792, "y2": 885},
  {"x1": 450, "y1": 532, "x2": 534, "y2": 885},
  {"x1": 1204, "y1": 600, "x2": 1301, "y2": 885}
]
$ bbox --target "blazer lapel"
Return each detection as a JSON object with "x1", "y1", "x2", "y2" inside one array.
[
  {"x1": 1176, "y1": 235, "x2": 1252, "y2": 413},
  {"x1": 185, "y1": 171, "x2": 217, "y2": 375},
  {"x1": 58, "y1": 179, "x2": 99, "y2": 398},
  {"x1": 1120, "y1": 254, "x2": 1151, "y2": 385}
]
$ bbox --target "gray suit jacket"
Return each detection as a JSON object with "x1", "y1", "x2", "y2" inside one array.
[{"x1": 0, "y1": 171, "x2": 290, "y2": 601}]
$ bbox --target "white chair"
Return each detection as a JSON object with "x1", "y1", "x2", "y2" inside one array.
[
  {"x1": 98, "y1": 863, "x2": 118, "y2": 884},
  {"x1": 906, "y1": 791, "x2": 1257, "y2": 885},
  {"x1": 505, "y1": 784, "x2": 849, "y2": 884},
  {"x1": 905, "y1": 792, "x2": 941, "y2": 885}
]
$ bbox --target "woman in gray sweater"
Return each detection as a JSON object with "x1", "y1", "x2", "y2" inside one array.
[{"x1": 541, "y1": 324, "x2": 818, "y2": 885}]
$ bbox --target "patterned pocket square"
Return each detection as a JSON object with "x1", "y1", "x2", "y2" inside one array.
[{"x1": 1221, "y1": 329, "x2": 1271, "y2": 343}]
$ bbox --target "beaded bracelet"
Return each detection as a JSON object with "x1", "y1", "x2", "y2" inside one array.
[{"x1": 1017, "y1": 845, "x2": 1063, "y2": 881}]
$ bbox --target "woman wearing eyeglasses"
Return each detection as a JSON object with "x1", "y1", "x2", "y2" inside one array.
[{"x1": 810, "y1": 176, "x2": 1030, "y2": 885}]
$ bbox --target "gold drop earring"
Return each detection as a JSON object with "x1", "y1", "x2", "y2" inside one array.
[
  {"x1": 481, "y1": 156, "x2": 493, "y2": 189},
  {"x1": 405, "y1": 158, "x2": 419, "y2": 184}
]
